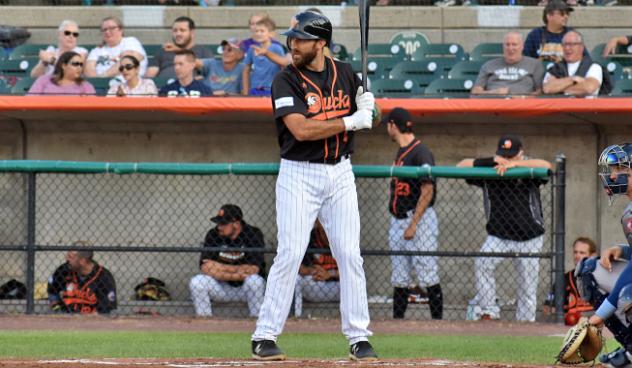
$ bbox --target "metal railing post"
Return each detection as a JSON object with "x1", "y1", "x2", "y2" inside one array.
[
  {"x1": 553, "y1": 154, "x2": 566, "y2": 324},
  {"x1": 25, "y1": 172, "x2": 36, "y2": 314}
]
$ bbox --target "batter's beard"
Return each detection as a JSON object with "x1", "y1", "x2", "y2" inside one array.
[{"x1": 293, "y1": 47, "x2": 318, "y2": 69}]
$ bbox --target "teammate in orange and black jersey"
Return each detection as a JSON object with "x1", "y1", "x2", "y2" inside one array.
[
  {"x1": 272, "y1": 56, "x2": 361, "y2": 164},
  {"x1": 48, "y1": 248, "x2": 116, "y2": 314}
]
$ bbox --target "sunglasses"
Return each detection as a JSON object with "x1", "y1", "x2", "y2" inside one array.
[
  {"x1": 118, "y1": 64, "x2": 136, "y2": 72},
  {"x1": 68, "y1": 61, "x2": 84, "y2": 67},
  {"x1": 64, "y1": 30, "x2": 79, "y2": 38}
]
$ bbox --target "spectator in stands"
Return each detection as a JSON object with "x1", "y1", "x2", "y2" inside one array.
[
  {"x1": 240, "y1": 12, "x2": 283, "y2": 53},
  {"x1": 30, "y1": 20, "x2": 88, "y2": 78},
  {"x1": 47, "y1": 240, "x2": 117, "y2": 314},
  {"x1": 189, "y1": 204, "x2": 266, "y2": 317},
  {"x1": 602, "y1": 35, "x2": 632, "y2": 58},
  {"x1": 145, "y1": 16, "x2": 212, "y2": 79},
  {"x1": 523, "y1": 0, "x2": 582, "y2": 63},
  {"x1": 200, "y1": 38, "x2": 245, "y2": 96},
  {"x1": 27, "y1": 51, "x2": 96, "y2": 96},
  {"x1": 107, "y1": 55, "x2": 157, "y2": 97},
  {"x1": 241, "y1": 18, "x2": 286, "y2": 96},
  {"x1": 543, "y1": 30, "x2": 604, "y2": 97},
  {"x1": 159, "y1": 50, "x2": 211, "y2": 97},
  {"x1": 471, "y1": 31, "x2": 544, "y2": 96},
  {"x1": 85, "y1": 16, "x2": 147, "y2": 78},
  {"x1": 293, "y1": 220, "x2": 340, "y2": 318}
]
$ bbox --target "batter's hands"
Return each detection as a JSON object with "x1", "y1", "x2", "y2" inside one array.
[
  {"x1": 355, "y1": 86, "x2": 375, "y2": 112},
  {"x1": 588, "y1": 314, "x2": 605, "y2": 328},
  {"x1": 404, "y1": 223, "x2": 416, "y2": 240},
  {"x1": 600, "y1": 245, "x2": 624, "y2": 272},
  {"x1": 343, "y1": 109, "x2": 372, "y2": 131}
]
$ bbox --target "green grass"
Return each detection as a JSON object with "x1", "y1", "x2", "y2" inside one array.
[{"x1": 0, "y1": 330, "x2": 618, "y2": 364}]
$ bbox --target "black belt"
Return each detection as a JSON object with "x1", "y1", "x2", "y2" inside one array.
[
  {"x1": 392, "y1": 213, "x2": 408, "y2": 219},
  {"x1": 309, "y1": 153, "x2": 350, "y2": 165}
]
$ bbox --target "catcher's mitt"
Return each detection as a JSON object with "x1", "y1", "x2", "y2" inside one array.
[{"x1": 556, "y1": 317, "x2": 604, "y2": 364}]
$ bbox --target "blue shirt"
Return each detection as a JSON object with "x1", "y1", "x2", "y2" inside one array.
[
  {"x1": 159, "y1": 79, "x2": 211, "y2": 97},
  {"x1": 244, "y1": 43, "x2": 285, "y2": 90},
  {"x1": 201, "y1": 59, "x2": 245, "y2": 95}
]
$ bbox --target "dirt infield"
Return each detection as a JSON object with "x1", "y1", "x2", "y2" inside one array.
[
  {"x1": 0, "y1": 315, "x2": 571, "y2": 367},
  {"x1": 0, "y1": 358, "x2": 553, "y2": 368}
]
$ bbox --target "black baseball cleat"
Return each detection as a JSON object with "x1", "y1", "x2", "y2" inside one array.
[
  {"x1": 251, "y1": 340, "x2": 287, "y2": 361},
  {"x1": 349, "y1": 341, "x2": 378, "y2": 361}
]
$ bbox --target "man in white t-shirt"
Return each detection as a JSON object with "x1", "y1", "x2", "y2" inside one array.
[
  {"x1": 30, "y1": 20, "x2": 88, "y2": 78},
  {"x1": 85, "y1": 16, "x2": 147, "y2": 78},
  {"x1": 543, "y1": 30, "x2": 603, "y2": 97}
]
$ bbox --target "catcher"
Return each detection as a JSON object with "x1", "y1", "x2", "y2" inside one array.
[{"x1": 563, "y1": 143, "x2": 632, "y2": 367}]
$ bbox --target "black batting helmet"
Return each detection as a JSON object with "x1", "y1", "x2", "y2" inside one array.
[{"x1": 282, "y1": 11, "x2": 332, "y2": 47}]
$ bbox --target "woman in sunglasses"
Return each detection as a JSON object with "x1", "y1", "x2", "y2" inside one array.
[
  {"x1": 107, "y1": 55, "x2": 157, "y2": 97},
  {"x1": 31, "y1": 20, "x2": 88, "y2": 78},
  {"x1": 27, "y1": 51, "x2": 96, "y2": 96}
]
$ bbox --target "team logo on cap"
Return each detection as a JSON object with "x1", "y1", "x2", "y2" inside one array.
[
  {"x1": 306, "y1": 92, "x2": 321, "y2": 114},
  {"x1": 502, "y1": 140, "x2": 512, "y2": 149},
  {"x1": 217, "y1": 209, "x2": 224, "y2": 217}
]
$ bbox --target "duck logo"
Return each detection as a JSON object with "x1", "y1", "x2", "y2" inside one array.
[
  {"x1": 502, "y1": 140, "x2": 512, "y2": 150},
  {"x1": 306, "y1": 92, "x2": 321, "y2": 114}
]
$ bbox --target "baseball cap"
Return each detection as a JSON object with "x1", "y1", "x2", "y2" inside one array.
[
  {"x1": 381, "y1": 107, "x2": 413, "y2": 132},
  {"x1": 545, "y1": 0, "x2": 573, "y2": 14},
  {"x1": 221, "y1": 38, "x2": 241, "y2": 49},
  {"x1": 496, "y1": 134, "x2": 523, "y2": 157},
  {"x1": 211, "y1": 204, "x2": 243, "y2": 224}
]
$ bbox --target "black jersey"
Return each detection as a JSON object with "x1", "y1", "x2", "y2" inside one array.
[
  {"x1": 389, "y1": 140, "x2": 436, "y2": 218},
  {"x1": 467, "y1": 157, "x2": 547, "y2": 241},
  {"x1": 271, "y1": 56, "x2": 361, "y2": 163},
  {"x1": 200, "y1": 222, "x2": 266, "y2": 287},
  {"x1": 48, "y1": 262, "x2": 117, "y2": 314}
]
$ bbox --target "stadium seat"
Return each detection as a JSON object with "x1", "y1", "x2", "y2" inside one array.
[
  {"x1": 610, "y1": 79, "x2": 632, "y2": 96},
  {"x1": 330, "y1": 43, "x2": 349, "y2": 61},
  {"x1": 143, "y1": 44, "x2": 163, "y2": 61},
  {"x1": 389, "y1": 31, "x2": 429, "y2": 59},
  {"x1": 152, "y1": 77, "x2": 176, "y2": 89},
  {"x1": 86, "y1": 78, "x2": 117, "y2": 96},
  {"x1": 370, "y1": 78, "x2": 422, "y2": 98},
  {"x1": 352, "y1": 43, "x2": 407, "y2": 61},
  {"x1": 10, "y1": 77, "x2": 34, "y2": 95},
  {"x1": 0, "y1": 58, "x2": 38, "y2": 77},
  {"x1": 9, "y1": 44, "x2": 47, "y2": 60},
  {"x1": 411, "y1": 43, "x2": 467, "y2": 62},
  {"x1": 0, "y1": 78, "x2": 9, "y2": 94},
  {"x1": 470, "y1": 43, "x2": 503, "y2": 62},
  {"x1": 0, "y1": 47, "x2": 7, "y2": 60},
  {"x1": 600, "y1": 60, "x2": 625, "y2": 81},
  {"x1": 424, "y1": 78, "x2": 474, "y2": 98},
  {"x1": 448, "y1": 60, "x2": 485, "y2": 80},
  {"x1": 592, "y1": 43, "x2": 632, "y2": 67},
  {"x1": 350, "y1": 58, "x2": 400, "y2": 80},
  {"x1": 204, "y1": 44, "x2": 221, "y2": 58}
]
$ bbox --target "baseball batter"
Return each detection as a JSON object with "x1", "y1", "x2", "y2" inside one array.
[
  {"x1": 385, "y1": 107, "x2": 443, "y2": 320},
  {"x1": 251, "y1": 11, "x2": 377, "y2": 362}
]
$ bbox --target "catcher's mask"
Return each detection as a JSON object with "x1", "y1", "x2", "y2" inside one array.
[
  {"x1": 619, "y1": 284, "x2": 632, "y2": 324},
  {"x1": 134, "y1": 277, "x2": 171, "y2": 301},
  {"x1": 283, "y1": 11, "x2": 332, "y2": 50},
  {"x1": 598, "y1": 144, "x2": 632, "y2": 205}
]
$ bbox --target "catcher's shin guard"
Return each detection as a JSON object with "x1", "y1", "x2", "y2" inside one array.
[
  {"x1": 393, "y1": 287, "x2": 409, "y2": 319},
  {"x1": 428, "y1": 284, "x2": 443, "y2": 320}
]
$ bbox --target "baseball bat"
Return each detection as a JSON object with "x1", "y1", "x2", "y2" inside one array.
[{"x1": 358, "y1": 0, "x2": 370, "y2": 91}]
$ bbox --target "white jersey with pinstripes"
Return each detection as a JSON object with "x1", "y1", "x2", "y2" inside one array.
[{"x1": 252, "y1": 57, "x2": 372, "y2": 344}]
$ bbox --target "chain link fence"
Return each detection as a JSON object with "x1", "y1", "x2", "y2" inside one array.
[{"x1": 0, "y1": 161, "x2": 562, "y2": 321}]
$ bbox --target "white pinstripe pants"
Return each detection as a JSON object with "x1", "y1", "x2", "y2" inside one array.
[{"x1": 252, "y1": 158, "x2": 372, "y2": 344}]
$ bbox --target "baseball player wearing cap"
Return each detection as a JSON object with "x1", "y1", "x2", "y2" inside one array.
[
  {"x1": 385, "y1": 107, "x2": 443, "y2": 320},
  {"x1": 251, "y1": 11, "x2": 377, "y2": 362},
  {"x1": 189, "y1": 204, "x2": 266, "y2": 318},
  {"x1": 457, "y1": 135, "x2": 552, "y2": 321}
]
